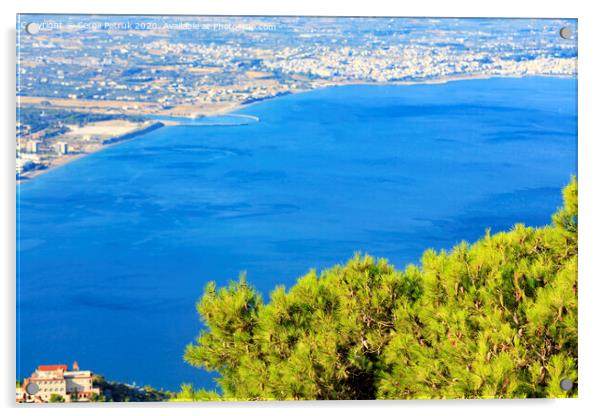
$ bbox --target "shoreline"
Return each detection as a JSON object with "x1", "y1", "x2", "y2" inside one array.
[
  {"x1": 17, "y1": 73, "x2": 575, "y2": 119},
  {"x1": 16, "y1": 73, "x2": 574, "y2": 185},
  {"x1": 197, "y1": 73, "x2": 576, "y2": 118},
  {"x1": 16, "y1": 121, "x2": 167, "y2": 185}
]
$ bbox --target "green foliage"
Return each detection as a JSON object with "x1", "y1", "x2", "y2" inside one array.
[
  {"x1": 182, "y1": 178, "x2": 578, "y2": 400},
  {"x1": 172, "y1": 384, "x2": 223, "y2": 402},
  {"x1": 92, "y1": 375, "x2": 172, "y2": 402},
  {"x1": 49, "y1": 393, "x2": 65, "y2": 403},
  {"x1": 89, "y1": 392, "x2": 106, "y2": 402}
]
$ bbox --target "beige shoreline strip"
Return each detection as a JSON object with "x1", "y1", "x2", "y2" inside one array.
[{"x1": 16, "y1": 74, "x2": 572, "y2": 185}]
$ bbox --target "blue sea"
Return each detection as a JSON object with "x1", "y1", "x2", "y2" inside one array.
[{"x1": 16, "y1": 77, "x2": 577, "y2": 391}]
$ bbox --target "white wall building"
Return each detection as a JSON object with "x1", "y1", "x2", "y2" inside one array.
[{"x1": 17, "y1": 362, "x2": 101, "y2": 403}]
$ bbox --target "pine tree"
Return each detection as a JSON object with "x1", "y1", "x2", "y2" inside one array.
[{"x1": 181, "y1": 178, "x2": 578, "y2": 400}]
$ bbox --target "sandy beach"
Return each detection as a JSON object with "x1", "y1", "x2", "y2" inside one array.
[
  {"x1": 63, "y1": 120, "x2": 147, "y2": 137},
  {"x1": 16, "y1": 73, "x2": 554, "y2": 185}
]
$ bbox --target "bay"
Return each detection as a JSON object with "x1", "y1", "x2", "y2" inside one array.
[{"x1": 16, "y1": 76, "x2": 577, "y2": 391}]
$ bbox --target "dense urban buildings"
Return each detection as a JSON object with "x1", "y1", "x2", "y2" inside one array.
[{"x1": 16, "y1": 16, "x2": 577, "y2": 180}]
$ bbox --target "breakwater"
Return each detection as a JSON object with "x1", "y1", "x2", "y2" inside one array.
[{"x1": 102, "y1": 121, "x2": 165, "y2": 145}]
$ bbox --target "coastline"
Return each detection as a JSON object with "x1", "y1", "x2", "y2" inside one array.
[
  {"x1": 204, "y1": 73, "x2": 576, "y2": 117},
  {"x1": 16, "y1": 73, "x2": 574, "y2": 185},
  {"x1": 16, "y1": 121, "x2": 168, "y2": 185}
]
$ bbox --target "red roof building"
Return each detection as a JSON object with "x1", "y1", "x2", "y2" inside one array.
[
  {"x1": 36, "y1": 365, "x2": 68, "y2": 372},
  {"x1": 17, "y1": 361, "x2": 100, "y2": 403}
]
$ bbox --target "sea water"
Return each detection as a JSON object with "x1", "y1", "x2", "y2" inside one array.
[{"x1": 16, "y1": 77, "x2": 577, "y2": 391}]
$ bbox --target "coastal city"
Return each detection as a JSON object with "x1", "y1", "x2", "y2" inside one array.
[
  {"x1": 16, "y1": 16, "x2": 577, "y2": 179},
  {"x1": 16, "y1": 15, "x2": 579, "y2": 401}
]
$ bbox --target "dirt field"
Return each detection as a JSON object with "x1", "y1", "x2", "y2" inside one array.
[
  {"x1": 18, "y1": 96, "x2": 159, "y2": 114},
  {"x1": 245, "y1": 70, "x2": 274, "y2": 79},
  {"x1": 64, "y1": 120, "x2": 148, "y2": 138}
]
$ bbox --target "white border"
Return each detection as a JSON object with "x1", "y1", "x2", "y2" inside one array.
[{"x1": 2, "y1": 1, "x2": 601, "y2": 415}]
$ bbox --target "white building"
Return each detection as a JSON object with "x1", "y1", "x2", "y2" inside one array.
[
  {"x1": 17, "y1": 362, "x2": 101, "y2": 403},
  {"x1": 26, "y1": 141, "x2": 40, "y2": 154},
  {"x1": 55, "y1": 142, "x2": 69, "y2": 155}
]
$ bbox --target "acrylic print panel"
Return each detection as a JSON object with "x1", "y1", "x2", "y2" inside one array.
[{"x1": 16, "y1": 15, "x2": 577, "y2": 402}]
